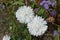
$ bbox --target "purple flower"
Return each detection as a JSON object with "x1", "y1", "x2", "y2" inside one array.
[
  {"x1": 40, "y1": 0, "x2": 57, "y2": 10},
  {"x1": 52, "y1": 1, "x2": 57, "y2": 7},
  {"x1": 40, "y1": 0, "x2": 52, "y2": 10},
  {"x1": 43, "y1": 0, "x2": 46, "y2": 1},
  {"x1": 34, "y1": 8, "x2": 38, "y2": 13},
  {"x1": 51, "y1": 11, "x2": 57, "y2": 16},
  {"x1": 47, "y1": 1, "x2": 52, "y2": 5},
  {"x1": 44, "y1": 4, "x2": 49, "y2": 10},
  {"x1": 53, "y1": 30, "x2": 58, "y2": 36},
  {"x1": 40, "y1": 1, "x2": 46, "y2": 6},
  {"x1": 40, "y1": 0, "x2": 52, "y2": 6}
]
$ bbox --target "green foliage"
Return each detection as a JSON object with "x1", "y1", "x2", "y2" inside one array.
[
  {"x1": 58, "y1": 0, "x2": 60, "y2": 5},
  {"x1": 30, "y1": 2, "x2": 39, "y2": 8},
  {"x1": 12, "y1": 0, "x2": 24, "y2": 6},
  {"x1": 37, "y1": 8, "x2": 48, "y2": 18}
]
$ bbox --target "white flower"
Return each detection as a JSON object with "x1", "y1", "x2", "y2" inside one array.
[
  {"x1": 27, "y1": 15, "x2": 48, "y2": 36},
  {"x1": 2, "y1": 34, "x2": 10, "y2": 40},
  {"x1": 16, "y1": 6, "x2": 34, "y2": 24}
]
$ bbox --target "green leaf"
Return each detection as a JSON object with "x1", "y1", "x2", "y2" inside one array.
[
  {"x1": 37, "y1": 8, "x2": 45, "y2": 16},
  {"x1": 54, "y1": 35, "x2": 59, "y2": 40},
  {"x1": 26, "y1": 34, "x2": 32, "y2": 40},
  {"x1": 58, "y1": 27, "x2": 60, "y2": 33},
  {"x1": 58, "y1": 0, "x2": 60, "y2": 5},
  {"x1": 13, "y1": 2, "x2": 24, "y2": 5},
  {"x1": 37, "y1": 8, "x2": 48, "y2": 18},
  {"x1": 12, "y1": 0, "x2": 24, "y2": 6}
]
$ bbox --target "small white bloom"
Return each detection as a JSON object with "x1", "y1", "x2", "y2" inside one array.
[
  {"x1": 2, "y1": 34, "x2": 10, "y2": 40},
  {"x1": 16, "y1": 6, "x2": 34, "y2": 24},
  {"x1": 27, "y1": 15, "x2": 48, "y2": 36}
]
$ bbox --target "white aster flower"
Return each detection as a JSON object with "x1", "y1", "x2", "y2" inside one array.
[
  {"x1": 2, "y1": 34, "x2": 10, "y2": 40},
  {"x1": 27, "y1": 15, "x2": 48, "y2": 36},
  {"x1": 16, "y1": 6, "x2": 34, "y2": 24}
]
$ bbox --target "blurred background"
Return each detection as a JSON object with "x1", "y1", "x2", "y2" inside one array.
[{"x1": 0, "y1": 0, "x2": 60, "y2": 40}]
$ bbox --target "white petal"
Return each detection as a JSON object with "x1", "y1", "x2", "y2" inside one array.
[
  {"x1": 2, "y1": 34, "x2": 10, "y2": 40},
  {"x1": 27, "y1": 16, "x2": 48, "y2": 36},
  {"x1": 16, "y1": 6, "x2": 34, "y2": 24}
]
